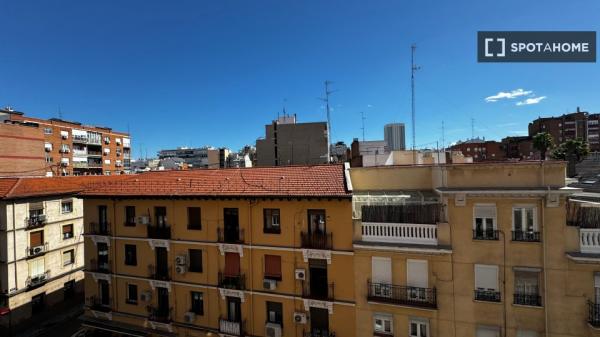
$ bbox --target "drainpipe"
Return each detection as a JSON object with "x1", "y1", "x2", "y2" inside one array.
[
  {"x1": 542, "y1": 197, "x2": 549, "y2": 336},
  {"x1": 12, "y1": 201, "x2": 17, "y2": 297}
]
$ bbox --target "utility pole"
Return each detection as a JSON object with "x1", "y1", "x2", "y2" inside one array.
[
  {"x1": 320, "y1": 81, "x2": 335, "y2": 163},
  {"x1": 360, "y1": 112, "x2": 366, "y2": 142},
  {"x1": 411, "y1": 44, "x2": 420, "y2": 165},
  {"x1": 441, "y1": 120, "x2": 446, "y2": 151}
]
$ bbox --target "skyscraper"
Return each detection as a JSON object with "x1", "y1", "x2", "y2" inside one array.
[{"x1": 384, "y1": 123, "x2": 406, "y2": 150}]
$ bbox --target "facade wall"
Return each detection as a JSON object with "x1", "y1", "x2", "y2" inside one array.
[
  {"x1": 0, "y1": 123, "x2": 46, "y2": 177},
  {"x1": 256, "y1": 122, "x2": 328, "y2": 166}
]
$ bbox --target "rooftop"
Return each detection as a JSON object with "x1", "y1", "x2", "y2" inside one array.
[{"x1": 0, "y1": 175, "x2": 130, "y2": 200}]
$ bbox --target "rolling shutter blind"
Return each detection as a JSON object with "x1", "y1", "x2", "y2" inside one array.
[
  {"x1": 30, "y1": 231, "x2": 43, "y2": 247},
  {"x1": 264, "y1": 255, "x2": 281, "y2": 278},
  {"x1": 29, "y1": 259, "x2": 45, "y2": 276},
  {"x1": 29, "y1": 202, "x2": 43, "y2": 210},
  {"x1": 475, "y1": 264, "x2": 499, "y2": 290},
  {"x1": 475, "y1": 205, "x2": 496, "y2": 218},
  {"x1": 63, "y1": 224, "x2": 73, "y2": 235},
  {"x1": 224, "y1": 252, "x2": 240, "y2": 276},
  {"x1": 371, "y1": 257, "x2": 392, "y2": 284},
  {"x1": 477, "y1": 327, "x2": 500, "y2": 337},
  {"x1": 407, "y1": 259, "x2": 428, "y2": 288}
]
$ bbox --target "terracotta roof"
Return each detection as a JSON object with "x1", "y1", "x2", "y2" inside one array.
[
  {"x1": 0, "y1": 175, "x2": 130, "y2": 200},
  {"x1": 80, "y1": 164, "x2": 350, "y2": 198}
]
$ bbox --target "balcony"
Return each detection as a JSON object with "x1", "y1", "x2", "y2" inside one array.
[
  {"x1": 513, "y1": 293, "x2": 542, "y2": 306},
  {"x1": 26, "y1": 271, "x2": 49, "y2": 288},
  {"x1": 27, "y1": 243, "x2": 49, "y2": 258},
  {"x1": 361, "y1": 222, "x2": 438, "y2": 246},
  {"x1": 304, "y1": 331, "x2": 336, "y2": 337},
  {"x1": 217, "y1": 227, "x2": 245, "y2": 244},
  {"x1": 73, "y1": 135, "x2": 88, "y2": 144},
  {"x1": 147, "y1": 225, "x2": 171, "y2": 239},
  {"x1": 25, "y1": 215, "x2": 46, "y2": 230},
  {"x1": 218, "y1": 272, "x2": 246, "y2": 290},
  {"x1": 301, "y1": 232, "x2": 333, "y2": 250},
  {"x1": 512, "y1": 230, "x2": 541, "y2": 242},
  {"x1": 148, "y1": 264, "x2": 171, "y2": 281},
  {"x1": 88, "y1": 222, "x2": 111, "y2": 235},
  {"x1": 367, "y1": 281, "x2": 437, "y2": 309},
  {"x1": 87, "y1": 162, "x2": 102, "y2": 168},
  {"x1": 73, "y1": 162, "x2": 89, "y2": 169},
  {"x1": 302, "y1": 282, "x2": 335, "y2": 301},
  {"x1": 86, "y1": 296, "x2": 112, "y2": 312},
  {"x1": 219, "y1": 318, "x2": 245, "y2": 336},
  {"x1": 87, "y1": 150, "x2": 102, "y2": 157},
  {"x1": 580, "y1": 228, "x2": 600, "y2": 254},
  {"x1": 147, "y1": 306, "x2": 173, "y2": 323},
  {"x1": 589, "y1": 301, "x2": 600, "y2": 327},
  {"x1": 89, "y1": 259, "x2": 111, "y2": 273},
  {"x1": 473, "y1": 229, "x2": 499, "y2": 241},
  {"x1": 567, "y1": 202, "x2": 600, "y2": 227},
  {"x1": 474, "y1": 289, "x2": 501, "y2": 302}
]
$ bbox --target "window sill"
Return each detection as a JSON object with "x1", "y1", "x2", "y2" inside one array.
[
  {"x1": 188, "y1": 269, "x2": 203, "y2": 273},
  {"x1": 187, "y1": 226, "x2": 202, "y2": 231},
  {"x1": 473, "y1": 299, "x2": 503, "y2": 305},
  {"x1": 263, "y1": 230, "x2": 281, "y2": 235},
  {"x1": 512, "y1": 303, "x2": 543, "y2": 309}
]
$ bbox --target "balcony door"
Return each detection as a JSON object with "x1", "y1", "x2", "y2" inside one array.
[
  {"x1": 407, "y1": 259, "x2": 428, "y2": 301},
  {"x1": 155, "y1": 207, "x2": 167, "y2": 228},
  {"x1": 157, "y1": 287, "x2": 169, "y2": 317},
  {"x1": 372, "y1": 257, "x2": 392, "y2": 297},
  {"x1": 308, "y1": 210, "x2": 326, "y2": 235},
  {"x1": 155, "y1": 247, "x2": 168, "y2": 279},
  {"x1": 227, "y1": 297, "x2": 241, "y2": 322},
  {"x1": 224, "y1": 208, "x2": 239, "y2": 242},
  {"x1": 97, "y1": 242, "x2": 109, "y2": 270},
  {"x1": 309, "y1": 259, "x2": 328, "y2": 299},
  {"x1": 98, "y1": 205, "x2": 108, "y2": 232},
  {"x1": 310, "y1": 307, "x2": 329, "y2": 337},
  {"x1": 99, "y1": 279, "x2": 110, "y2": 306}
]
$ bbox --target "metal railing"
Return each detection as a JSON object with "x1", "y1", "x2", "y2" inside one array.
[
  {"x1": 26, "y1": 271, "x2": 49, "y2": 288},
  {"x1": 218, "y1": 272, "x2": 246, "y2": 290},
  {"x1": 86, "y1": 296, "x2": 112, "y2": 312},
  {"x1": 217, "y1": 227, "x2": 245, "y2": 244},
  {"x1": 147, "y1": 306, "x2": 173, "y2": 323},
  {"x1": 300, "y1": 232, "x2": 333, "y2": 250},
  {"x1": 513, "y1": 293, "x2": 542, "y2": 306},
  {"x1": 302, "y1": 282, "x2": 335, "y2": 301},
  {"x1": 589, "y1": 300, "x2": 600, "y2": 327},
  {"x1": 219, "y1": 317, "x2": 245, "y2": 336},
  {"x1": 474, "y1": 289, "x2": 501, "y2": 302},
  {"x1": 361, "y1": 203, "x2": 443, "y2": 224},
  {"x1": 88, "y1": 222, "x2": 111, "y2": 235},
  {"x1": 472, "y1": 229, "x2": 499, "y2": 241},
  {"x1": 26, "y1": 243, "x2": 49, "y2": 258},
  {"x1": 89, "y1": 259, "x2": 111, "y2": 273},
  {"x1": 25, "y1": 215, "x2": 46, "y2": 229},
  {"x1": 147, "y1": 225, "x2": 171, "y2": 239},
  {"x1": 148, "y1": 264, "x2": 172, "y2": 281},
  {"x1": 511, "y1": 230, "x2": 541, "y2": 242},
  {"x1": 367, "y1": 281, "x2": 437, "y2": 309},
  {"x1": 303, "y1": 330, "x2": 336, "y2": 337}
]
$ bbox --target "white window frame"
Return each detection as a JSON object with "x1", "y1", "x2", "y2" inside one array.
[
  {"x1": 409, "y1": 318, "x2": 429, "y2": 337},
  {"x1": 62, "y1": 249, "x2": 74, "y2": 266},
  {"x1": 512, "y1": 205, "x2": 538, "y2": 232},
  {"x1": 373, "y1": 313, "x2": 393, "y2": 335},
  {"x1": 29, "y1": 258, "x2": 45, "y2": 277},
  {"x1": 372, "y1": 257, "x2": 392, "y2": 297},
  {"x1": 473, "y1": 204, "x2": 497, "y2": 231},
  {"x1": 61, "y1": 199, "x2": 73, "y2": 214}
]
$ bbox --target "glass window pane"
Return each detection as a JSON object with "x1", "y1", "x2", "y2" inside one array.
[{"x1": 514, "y1": 209, "x2": 523, "y2": 231}]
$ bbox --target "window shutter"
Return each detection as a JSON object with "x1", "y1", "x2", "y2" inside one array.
[
  {"x1": 475, "y1": 264, "x2": 499, "y2": 290},
  {"x1": 475, "y1": 205, "x2": 496, "y2": 219},
  {"x1": 371, "y1": 257, "x2": 392, "y2": 284},
  {"x1": 407, "y1": 259, "x2": 428, "y2": 288},
  {"x1": 264, "y1": 255, "x2": 282, "y2": 278},
  {"x1": 595, "y1": 273, "x2": 600, "y2": 288},
  {"x1": 63, "y1": 224, "x2": 73, "y2": 235},
  {"x1": 30, "y1": 231, "x2": 43, "y2": 247},
  {"x1": 29, "y1": 202, "x2": 43, "y2": 210},
  {"x1": 224, "y1": 252, "x2": 240, "y2": 276},
  {"x1": 30, "y1": 259, "x2": 44, "y2": 276}
]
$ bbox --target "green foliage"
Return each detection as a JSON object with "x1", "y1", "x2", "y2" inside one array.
[
  {"x1": 550, "y1": 138, "x2": 590, "y2": 162},
  {"x1": 532, "y1": 132, "x2": 555, "y2": 160}
]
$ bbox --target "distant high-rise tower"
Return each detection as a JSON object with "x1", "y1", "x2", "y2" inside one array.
[{"x1": 384, "y1": 123, "x2": 406, "y2": 151}]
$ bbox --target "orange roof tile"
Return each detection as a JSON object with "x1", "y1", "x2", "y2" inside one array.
[{"x1": 0, "y1": 175, "x2": 130, "y2": 200}]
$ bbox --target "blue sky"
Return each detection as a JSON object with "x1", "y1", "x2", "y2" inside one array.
[{"x1": 1, "y1": 1, "x2": 599, "y2": 158}]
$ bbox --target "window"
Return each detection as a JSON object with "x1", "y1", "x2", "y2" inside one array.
[
  {"x1": 473, "y1": 204, "x2": 497, "y2": 240},
  {"x1": 308, "y1": 209, "x2": 326, "y2": 234},
  {"x1": 263, "y1": 209, "x2": 281, "y2": 234},
  {"x1": 125, "y1": 206, "x2": 136, "y2": 226},
  {"x1": 189, "y1": 249, "x2": 203, "y2": 272},
  {"x1": 29, "y1": 258, "x2": 45, "y2": 278},
  {"x1": 409, "y1": 319, "x2": 429, "y2": 337},
  {"x1": 264, "y1": 255, "x2": 282, "y2": 280},
  {"x1": 126, "y1": 284, "x2": 138, "y2": 304},
  {"x1": 187, "y1": 207, "x2": 201, "y2": 230},
  {"x1": 62, "y1": 224, "x2": 73, "y2": 239},
  {"x1": 62, "y1": 250, "x2": 74, "y2": 266},
  {"x1": 513, "y1": 206, "x2": 539, "y2": 241},
  {"x1": 514, "y1": 269, "x2": 541, "y2": 306},
  {"x1": 29, "y1": 230, "x2": 44, "y2": 248},
  {"x1": 266, "y1": 301, "x2": 282, "y2": 325},
  {"x1": 474, "y1": 264, "x2": 500, "y2": 302},
  {"x1": 64, "y1": 280, "x2": 75, "y2": 298},
  {"x1": 155, "y1": 206, "x2": 167, "y2": 226},
  {"x1": 476, "y1": 326, "x2": 500, "y2": 337},
  {"x1": 61, "y1": 200, "x2": 73, "y2": 214},
  {"x1": 44, "y1": 127, "x2": 53, "y2": 135},
  {"x1": 191, "y1": 291, "x2": 204, "y2": 315},
  {"x1": 595, "y1": 273, "x2": 600, "y2": 304},
  {"x1": 125, "y1": 244, "x2": 137, "y2": 266},
  {"x1": 371, "y1": 257, "x2": 392, "y2": 297},
  {"x1": 373, "y1": 313, "x2": 393, "y2": 335},
  {"x1": 407, "y1": 259, "x2": 428, "y2": 301}
]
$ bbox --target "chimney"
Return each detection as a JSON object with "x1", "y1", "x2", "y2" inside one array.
[{"x1": 577, "y1": 106, "x2": 581, "y2": 113}]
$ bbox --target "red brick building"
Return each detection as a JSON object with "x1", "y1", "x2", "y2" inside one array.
[
  {"x1": 449, "y1": 138, "x2": 505, "y2": 162},
  {"x1": 528, "y1": 107, "x2": 600, "y2": 151},
  {"x1": 0, "y1": 122, "x2": 46, "y2": 177}
]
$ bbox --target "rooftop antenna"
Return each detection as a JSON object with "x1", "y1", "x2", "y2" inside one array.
[
  {"x1": 411, "y1": 44, "x2": 421, "y2": 165},
  {"x1": 471, "y1": 118, "x2": 475, "y2": 139},
  {"x1": 58, "y1": 105, "x2": 63, "y2": 120},
  {"x1": 441, "y1": 120, "x2": 445, "y2": 151},
  {"x1": 360, "y1": 112, "x2": 366, "y2": 142},
  {"x1": 319, "y1": 80, "x2": 336, "y2": 163}
]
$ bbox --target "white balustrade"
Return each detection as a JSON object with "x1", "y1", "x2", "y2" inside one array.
[
  {"x1": 220, "y1": 319, "x2": 241, "y2": 335},
  {"x1": 580, "y1": 228, "x2": 600, "y2": 254},
  {"x1": 361, "y1": 222, "x2": 438, "y2": 245}
]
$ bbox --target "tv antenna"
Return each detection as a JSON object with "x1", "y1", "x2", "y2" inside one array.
[
  {"x1": 319, "y1": 80, "x2": 337, "y2": 162},
  {"x1": 360, "y1": 112, "x2": 366, "y2": 141},
  {"x1": 411, "y1": 44, "x2": 421, "y2": 164}
]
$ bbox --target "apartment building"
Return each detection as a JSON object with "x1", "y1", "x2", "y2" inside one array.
[
  {"x1": 449, "y1": 138, "x2": 506, "y2": 162},
  {"x1": 0, "y1": 176, "x2": 93, "y2": 333},
  {"x1": 349, "y1": 162, "x2": 599, "y2": 337},
  {"x1": 529, "y1": 107, "x2": 600, "y2": 152},
  {"x1": 0, "y1": 122, "x2": 46, "y2": 177},
  {"x1": 1, "y1": 107, "x2": 131, "y2": 176},
  {"x1": 79, "y1": 165, "x2": 355, "y2": 337}
]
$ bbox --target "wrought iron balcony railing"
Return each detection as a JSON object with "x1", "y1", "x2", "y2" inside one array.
[
  {"x1": 219, "y1": 317, "x2": 245, "y2": 336},
  {"x1": 147, "y1": 225, "x2": 171, "y2": 239},
  {"x1": 511, "y1": 230, "x2": 541, "y2": 242},
  {"x1": 147, "y1": 305, "x2": 173, "y2": 323},
  {"x1": 513, "y1": 293, "x2": 542, "y2": 306},
  {"x1": 589, "y1": 300, "x2": 600, "y2": 327},
  {"x1": 89, "y1": 259, "x2": 111, "y2": 273},
  {"x1": 88, "y1": 222, "x2": 111, "y2": 235},
  {"x1": 302, "y1": 282, "x2": 335, "y2": 301},
  {"x1": 303, "y1": 330, "x2": 336, "y2": 337},
  {"x1": 367, "y1": 281, "x2": 437, "y2": 309},
  {"x1": 148, "y1": 264, "x2": 171, "y2": 281},
  {"x1": 25, "y1": 215, "x2": 46, "y2": 229},
  {"x1": 472, "y1": 229, "x2": 499, "y2": 241},
  {"x1": 86, "y1": 296, "x2": 112, "y2": 312},
  {"x1": 26, "y1": 243, "x2": 49, "y2": 258},
  {"x1": 218, "y1": 272, "x2": 246, "y2": 290},
  {"x1": 217, "y1": 227, "x2": 245, "y2": 244},
  {"x1": 300, "y1": 232, "x2": 333, "y2": 250},
  {"x1": 26, "y1": 271, "x2": 49, "y2": 288},
  {"x1": 474, "y1": 289, "x2": 501, "y2": 302}
]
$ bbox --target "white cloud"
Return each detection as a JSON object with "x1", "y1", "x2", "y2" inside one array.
[
  {"x1": 367, "y1": 104, "x2": 373, "y2": 108},
  {"x1": 516, "y1": 96, "x2": 546, "y2": 106},
  {"x1": 485, "y1": 88, "x2": 532, "y2": 102}
]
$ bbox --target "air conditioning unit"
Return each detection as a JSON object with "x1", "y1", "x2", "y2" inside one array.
[
  {"x1": 137, "y1": 216, "x2": 150, "y2": 225},
  {"x1": 265, "y1": 323, "x2": 282, "y2": 337},
  {"x1": 184, "y1": 312, "x2": 196, "y2": 323},
  {"x1": 38, "y1": 214, "x2": 47, "y2": 222},
  {"x1": 33, "y1": 246, "x2": 44, "y2": 254},
  {"x1": 293, "y1": 312, "x2": 307, "y2": 324},
  {"x1": 140, "y1": 291, "x2": 152, "y2": 302},
  {"x1": 176, "y1": 265, "x2": 186, "y2": 274},
  {"x1": 263, "y1": 278, "x2": 277, "y2": 290},
  {"x1": 295, "y1": 269, "x2": 306, "y2": 280},
  {"x1": 175, "y1": 255, "x2": 186, "y2": 266}
]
